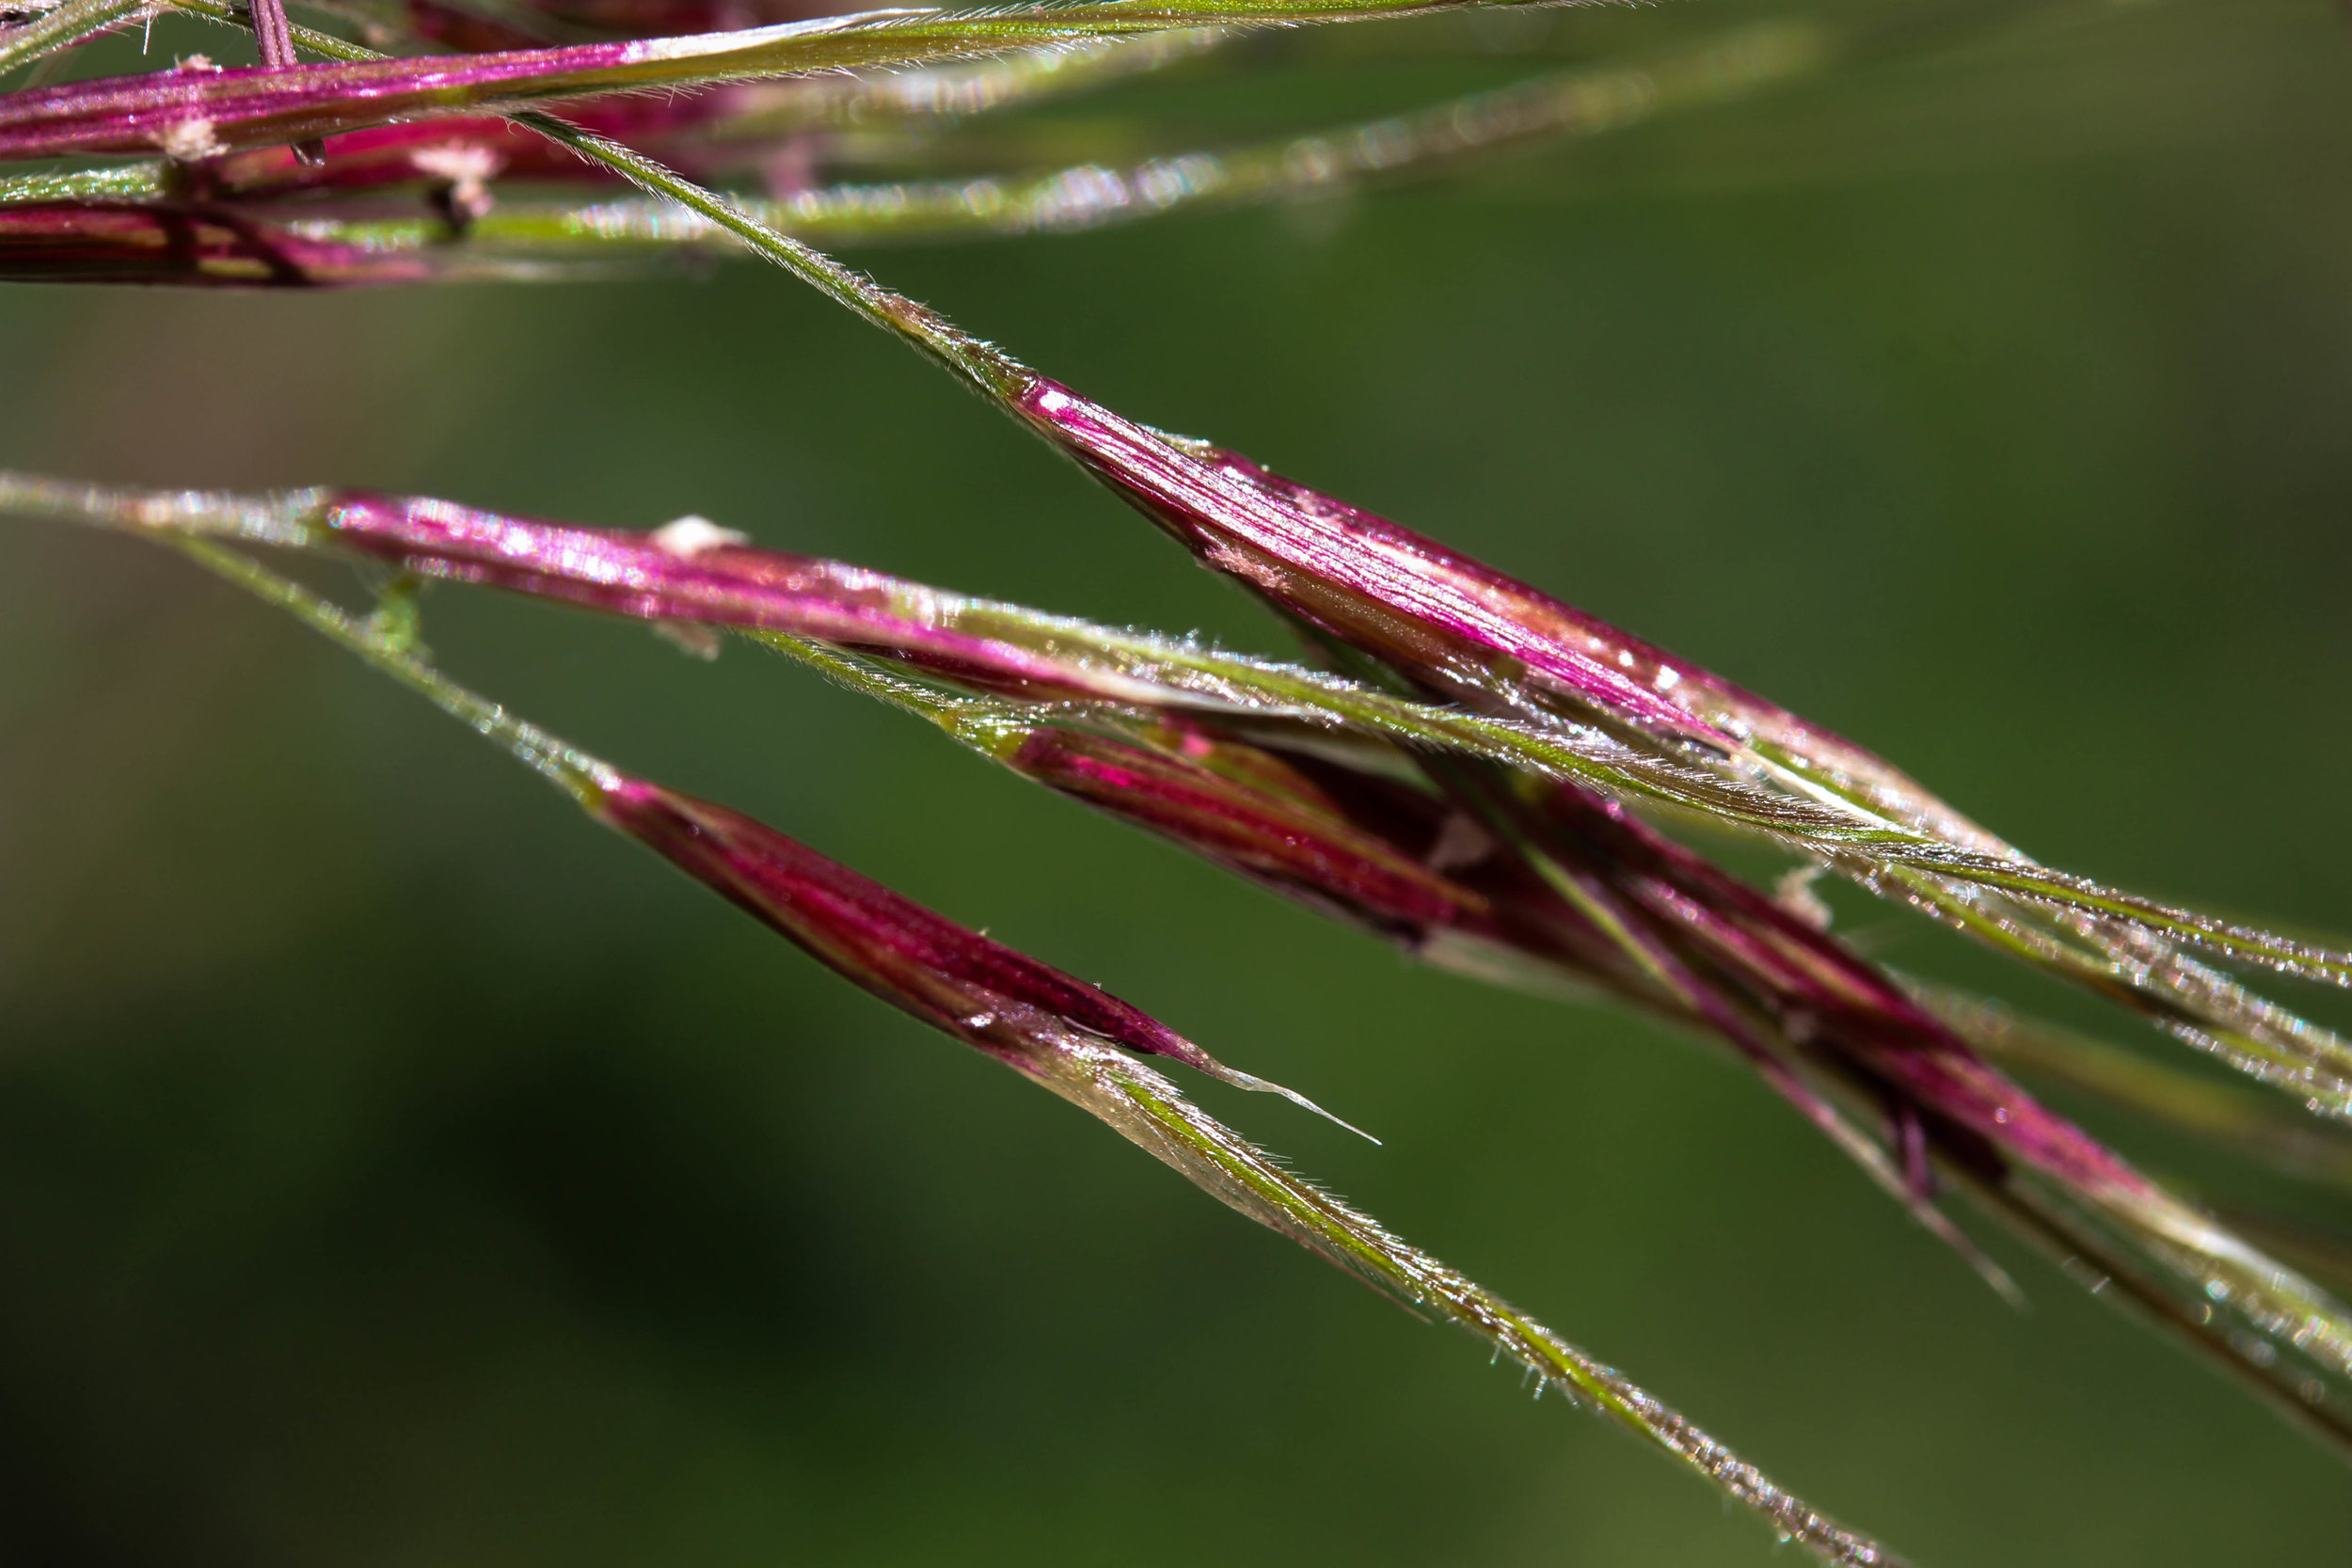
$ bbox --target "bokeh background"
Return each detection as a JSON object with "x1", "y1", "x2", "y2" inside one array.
[{"x1": 5, "y1": 0, "x2": 2352, "y2": 1560}]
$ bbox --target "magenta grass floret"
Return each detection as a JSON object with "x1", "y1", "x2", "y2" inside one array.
[
  {"x1": 313, "y1": 491, "x2": 1163, "y2": 702},
  {"x1": 1016, "y1": 378, "x2": 1737, "y2": 749},
  {"x1": 992, "y1": 703, "x2": 2152, "y2": 1214},
  {"x1": 1011, "y1": 376, "x2": 2023, "y2": 858},
  {"x1": 1007, "y1": 721, "x2": 1485, "y2": 936},
  {"x1": 1520, "y1": 783, "x2": 2153, "y2": 1200},
  {"x1": 594, "y1": 772, "x2": 1244, "y2": 1084}
]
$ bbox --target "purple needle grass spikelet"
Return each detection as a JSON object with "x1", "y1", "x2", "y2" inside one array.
[
  {"x1": 52, "y1": 528, "x2": 1908, "y2": 1568},
  {"x1": 8, "y1": 458, "x2": 2352, "y2": 1435},
  {"x1": 1001, "y1": 719, "x2": 1487, "y2": 939},
  {"x1": 298, "y1": 488, "x2": 1233, "y2": 705},
  {"x1": 773, "y1": 644, "x2": 2159, "y2": 1212},
  {"x1": 0, "y1": 469, "x2": 2328, "y2": 1223},
  {"x1": 1095, "y1": 730, "x2": 2131, "y2": 1214},
  {"x1": 1015, "y1": 378, "x2": 1733, "y2": 751},
  {"x1": 588, "y1": 771, "x2": 1356, "y2": 1126},
  {"x1": 1001, "y1": 373, "x2": 2352, "y2": 1101},
  {"x1": 11, "y1": 0, "x2": 2352, "y2": 1534},
  {"x1": 1004, "y1": 373, "x2": 2049, "y2": 887},
  {"x1": 755, "y1": 639, "x2": 2352, "y2": 1407},
  {"x1": 0, "y1": 474, "x2": 1860, "y2": 769},
  {"x1": 1000, "y1": 713, "x2": 1994, "y2": 1256},
  {"x1": 994, "y1": 379, "x2": 2019, "y2": 872},
  {"x1": 564, "y1": 774, "x2": 1909, "y2": 1566}
]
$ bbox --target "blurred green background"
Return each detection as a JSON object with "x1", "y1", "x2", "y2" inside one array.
[{"x1": 4, "y1": 0, "x2": 2352, "y2": 1560}]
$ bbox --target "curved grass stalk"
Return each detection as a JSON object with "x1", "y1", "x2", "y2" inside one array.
[
  {"x1": 135, "y1": 531, "x2": 1911, "y2": 1568},
  {"x1": 412, "y1": 20, "x2": 1830, "y2": 250},
  {"x1": 4, "y1": 0, "x2": 1615, "y2": 162},
  {"x1": 0, "y1": 20, "x2": 1822, "y2": 279},
  {"x1": 704, "y1": 27, "x2": 1232, "y2": 135}
]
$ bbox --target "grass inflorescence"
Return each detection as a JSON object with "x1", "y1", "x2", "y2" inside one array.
[{"x1": 5, "y1": 0, "x2": 2350, "y2": 1558}]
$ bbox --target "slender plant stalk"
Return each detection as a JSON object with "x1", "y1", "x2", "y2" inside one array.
[
  {"x1": 114, "y1": 20, "x2": 1824, "y2": 260},
  {"x1": 3, "y1": 0, "x2": 1630, "y2": 162},
  {"x1": 248, "y1": 0, "x2": 298, "y2": 67}
]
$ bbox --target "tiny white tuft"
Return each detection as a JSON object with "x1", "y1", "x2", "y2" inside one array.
[
  {"x1": 412, "y1": 143, "x2": 505, "y2": 223},
  {"x1": 651, "y1": 622, "x2": 723, "y2": 660},
  {"x1": 1773, "y1": 864, "x2": 1835, "y2": 932},
  {"x1": 1426, "y1": 811, "x2": 1497, "y2": 875},
  {"x1": 409, "y1": 144, "x2": 502, "y2": 185},
  {"x1": 650, "y1": 515, "x2": 749, "y2": 557},
  {"x1": 157, "y1": 119, "x2": 225, "y2": 161}
]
